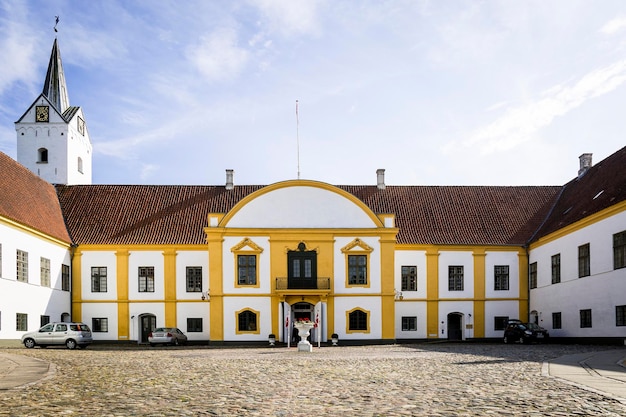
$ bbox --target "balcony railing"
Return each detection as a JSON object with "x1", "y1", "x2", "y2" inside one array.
[{"x1": 275, "y1": 277, "x2": 331, "y2": 291}]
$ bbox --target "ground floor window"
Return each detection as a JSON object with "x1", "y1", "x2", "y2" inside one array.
[
  {"x1": 494, "y1": 316, "x2": 509, "y2": 330},
  {"x1": 16, "y1": 313, "x2": 27, "y2": 331},
  {"x1": 237, "y1": 310, "x2": 257, "y2": 332},
  {"x1": 92, "y1": 318, "x2": 109, "y2": 332},
  {"x1": 348, "y1": 309, "x2": 368, "y2": 331},
  {"x1": 552, "y1": 312, "x2": 562, "y2": 329},
  {"x1": 40, "y1": 315, "x2": 50, "y2": 327},
  {"x1": 187, "y1": 318, "x2": 203, "y2": 332},
  {"x1": 401, "y1": 316, "x2": 417, "y2": 331},
  {"x1": 580, "y1": 309, "x2": 592, "y2": 328},
  {"x1": 616, "y1": 305, "x2": 626, "y2": 326}
]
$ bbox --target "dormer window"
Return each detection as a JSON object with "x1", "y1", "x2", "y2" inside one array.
[{"x1": 38, "y1": 148, "x2": 48, "y2": 163}]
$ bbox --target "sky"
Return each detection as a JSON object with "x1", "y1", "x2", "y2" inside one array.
[{"x1": 0, "y1": 0, "x2": 625, "y2": 186}]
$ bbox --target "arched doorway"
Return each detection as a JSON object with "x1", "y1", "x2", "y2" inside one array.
[
  {"x1": 61, "y1": 312, "x2": 70, "y2": 323},
  {"x1": 529, "y1": 310, "x2": 539, "y2": 325},
  {"x1": 139, "y1": 314, "x2": 156, "y2": 344},
  {"x1": 447, "y1": 313, "x2": 463, "y2": 341}
]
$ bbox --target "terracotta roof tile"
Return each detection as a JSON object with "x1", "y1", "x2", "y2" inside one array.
[{"x1": 0, "y1": 152, "x2": 71, "y2": 243}]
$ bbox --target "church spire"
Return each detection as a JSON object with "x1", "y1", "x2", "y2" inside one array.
[{"x1": 42, "y1": 38, "x2": 70, "y2": 113}]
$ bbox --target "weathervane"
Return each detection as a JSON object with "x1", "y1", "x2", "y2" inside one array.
[{"x1": 54, "y1": 16, "x2": 59, "y2": 33}]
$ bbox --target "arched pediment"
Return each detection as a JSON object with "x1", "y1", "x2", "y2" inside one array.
[{"x1": 221, "y1": 180, "x2": 383, "y2": 229}]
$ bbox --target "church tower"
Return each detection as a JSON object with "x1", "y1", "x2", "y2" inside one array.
[{"x1": 15, "y1": 38, "x2": 93, "y2": 185}]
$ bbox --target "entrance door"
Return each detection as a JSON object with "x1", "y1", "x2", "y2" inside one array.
[
  {"x1": 140, "y1": 315, "x2": 156, "y2": 343},
  {"x1": 447, "y1": 313, "x2": 462, "y2": 341},
  {"x1": 288, "y1": 243, "x2": 317, "y2": 289}
]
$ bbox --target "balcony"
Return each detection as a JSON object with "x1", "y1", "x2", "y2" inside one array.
[{"x1": 275, "y1": 277, "x2": 331, "y2": 291}]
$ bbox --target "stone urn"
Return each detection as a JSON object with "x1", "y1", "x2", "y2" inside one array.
[{"x1": 294, "y1": 322, "x2": 315, "y2": 352}]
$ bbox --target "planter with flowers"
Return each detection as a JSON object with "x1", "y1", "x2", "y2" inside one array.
[{"x1": 294, "y1": 318, "x2": 315, "y2": 352}]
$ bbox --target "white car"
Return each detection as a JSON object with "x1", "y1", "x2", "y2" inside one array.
[
  {"x1": 148, "y1": 327, "x2": 188, "y2": 346},
  {"x1": 22, "y1": 322, "x2": 93, "y2": 349}
]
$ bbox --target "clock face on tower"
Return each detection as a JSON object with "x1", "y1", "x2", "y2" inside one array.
[{"x1": 36, "y1": 106, "x2": 49, "y2": 122}]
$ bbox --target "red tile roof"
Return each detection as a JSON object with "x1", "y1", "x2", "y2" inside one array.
[
  {"x1": 56, "y1": 183, "x2": 561, "y2": 246},
  {"x1": 531, "y1": 146, "x2": 626, "y2": 241},
  {"x1": 0, "y1": 152, "x2": 71, "y2": 243}
]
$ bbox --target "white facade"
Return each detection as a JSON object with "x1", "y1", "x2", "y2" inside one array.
[
  {"x1": 0, "y1": 219, "x2": 72, "y2": 339},
  {"x1": 529, "y1": 210, "x2": 626, "y2": 338}
]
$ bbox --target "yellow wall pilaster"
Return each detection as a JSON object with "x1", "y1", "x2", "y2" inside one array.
[
  {"x1": 426, "y1": 248, "x2": 440, "y2": 338},
  {"x1": 206, "y1": 228, "x2": 224, "y2": 341},
  {"x1": 380, "y1": 233, "x2": 396, "y2": 340},
  {"x1": 116, "y1": 249, "x2": 129, "y2": 340},
  {"x1": 518, "y1": 250, "x2": 529, "y2": 321},
  {"x1": 163, "y1": 249, "x2": 178, "y2": 327},
  {"x1": 71, "y1": 250, "x2": 83, "y2": 322},
  {"x1": 472, "y1": 249, "x2": 486, "y2": 338}
]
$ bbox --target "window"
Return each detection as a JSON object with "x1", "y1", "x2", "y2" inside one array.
[
  {"x1": 16, "y1": 250, "x2": 28, "y2": 283},
  {"x1": 616, "y1": 305, "x2": 626, "y2": 327},
  {"x1": 237, "y1": 310, "x2": 257, "y2": 332},
  {"x1": 580, "y1": 309, "x2": 592, "y2": 328},
  {"x1": 348, "y1": 255, "x2": 368, "y2": 285},
  {"x1": 78, "y1": 157, "x2": 83, "y2": 174},
  {"x1": 40, "y1": 315, "x2": 50, "y2": 327},
  {"x1": 494, "y1": 265, "x2": 509, "y2": 291},
  {"x1": 91, "y1": 267, "x2": 107, "y2": 292},
  {"x1": 494, "y1": 316, "x2": 509, "y2": 331},
  {"x1": 401, "y1": 266, "x2": 417, "y2": 291},
  {"x1": 401, "y1": 316, "x2": 417, "y2": 331},
  {"x1": 552, "y1": 312, "x2": 562, "y2": 329},
  {"x1": 614, "y1": 231, "x2": 626, "y2": 270},
  {"x1": 138, "y1": 267, "x2": 155, "y2": 292},
  {"x1": 348, "y1": 309, "x2": 368, "y2": 331},
  {"x1": 187, "y1": 318, "x2": 203, "y2": 332},
  {"x1": 16, "y1": 313, "x2": 27, "y2": 331},
  {"x1": 38, "y1": 148, "x2": 48, "y2": 163},
  {"x1": 92, "y1": 318, "x2": 109, "y2": 332},
  {"x1": 578, "y1": 243, "x2": 590, "y2": 278},
  {"x1": 448, "y1": 266, "x2": 464, "y2": 291},
  {"x1": 237, "y1": 255, "x2": 257, "y2": 285},
  {"x1": 62, "y1": 264, "x2": 70, "y2": 291},
  {"x1": 186, "y1": 267, "x2": 202, "y2": 292},
  {"x1": 529, "y1": 262, "x2": 537, "y2": 289},
  {"x1": 551, "y1": 254, "x2": 561, "y2": 284},
  {"x1": 40, "y1": 257, "x2": 51, "y2": 287}
]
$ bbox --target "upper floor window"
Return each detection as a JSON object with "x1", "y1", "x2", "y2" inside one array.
[
  {"x1": 62, "y1": 264, "x2": 70, "y2": 291},
  {"x1": 614, "y1": 231, "x2": 626, "y2": 270},
  {"x1": 401, "y1": 266, "x2": 417, "y2": 291},
  {"x1": 186, "y1": 267, "x2": 202, "y2": 292},
  {"x1": 91, "y1": 267, "x2": 107, "y2": 292},
  {"x1": 448, "y1": 266, "x2": 464, "y2": 291},
  {"x1": 38, "y1": 148, "x2": 48, "y2": 163},
  {"x1": 138, "y1": 267, "x2": 155, "y2": 292},
  {"x1": 529, "y1": 262, "x2": 537, "y2": 289},
  {"x1": 237, "y1": 255, "x2": 257, "y2": 286},
  {"x1": 348, "y1": 255, "x2": 368, "y2": 285},
  {"x1": 551, "y1": 254, "x2": 561, "y2": 284},
  {"x1": 40, "y1": 257, "x2": 51, "y2": 287},
  {"x1": 494, "y1": 265, "x2": 509, "y2": 291},
  {"x1": 16, "y1": 250, "x2": 28, "y2": 283},
  {"x1": 578, "y1": 243, "x2": 590, "y2": 278},
  {"x1": 78, "y1": 157, "x2": 83, "y2": 174}
]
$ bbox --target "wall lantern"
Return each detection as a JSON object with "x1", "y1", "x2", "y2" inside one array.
[{"x1": 201, "y1": 291, "x2": 210, "y2": 301}]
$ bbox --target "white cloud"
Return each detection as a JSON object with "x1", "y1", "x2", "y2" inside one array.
[
  {"x1": 187, "y1": 28, "x2": 249, "y2": 81},
  {"x1": 447, "y1": 59, "x2": 626, "y2": 154},
  {"x1": 140, "y1": 163, "x2": 159, "y2": 181},
  {"x1": 253, "y1": 0, "x2": 323, "y2": 36},
  {"x1": 601, "y1": 16, "x2": 626, "y2": 35}
]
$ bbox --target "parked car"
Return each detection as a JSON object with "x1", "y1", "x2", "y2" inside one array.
[
  {"x1": 504, "y1": 322, "x2": 549, "y2": 344},
  {"x1": 148, "y1": 327, "x2": 188, "y2": 346},
  {"x1": 22, "y1": 322, "x2": 93, "y2": 349}
]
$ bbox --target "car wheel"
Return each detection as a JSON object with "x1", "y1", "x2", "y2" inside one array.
[
  {"x1": 519, "y1": 336, "x2": 526, "y2": 344},
  {"x1": 503, "y1": 336, "x2": 509, "y2": 344},
  {"x1": 65, "y1": 339, "x2": 77, "y2": 349},
  {"x1": 23, "y1": 338, "x2": 36, "y2": 349},
  {"x1": 173, "y1": 338, "x2": 179, "y2": 346}
]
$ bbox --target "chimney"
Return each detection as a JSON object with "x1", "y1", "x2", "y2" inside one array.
[
  {"x1": 225, "y1": 169, "x2": 234, "y2": 190},
  {"x1": 376, "y1": 169, "x2": 386, "y2": 190},
  {"x1": 578, "y1": 153, "x2": 592, "y2": 177}
]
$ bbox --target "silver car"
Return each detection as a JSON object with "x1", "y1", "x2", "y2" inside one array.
[
  {"x1": 22, "y1": 322, "x2": 93, "y2": 349},
  {"x1": 148, "y1": 327, "x2": 188, "y2": 346}
]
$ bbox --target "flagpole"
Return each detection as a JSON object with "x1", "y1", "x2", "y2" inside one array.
[{"x1": 296, "y1": 100, "x2": 300, "y2": 180}]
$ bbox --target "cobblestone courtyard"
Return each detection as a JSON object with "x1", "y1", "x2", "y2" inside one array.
[{"x1": 1, "y1": 343, "x2": 625, "y2": 416}]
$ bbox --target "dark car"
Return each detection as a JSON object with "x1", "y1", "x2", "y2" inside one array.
[{"x1": 504, "y1": 322, "x2": 549, "y2": 344}]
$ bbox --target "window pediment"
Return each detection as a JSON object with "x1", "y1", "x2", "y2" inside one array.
[
  {"x1": 230, "y1": 237, "x2": 264, "y2": 253},
  {"x1": 341, "y1": 238, "x2": 373, "y2": 253}
]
